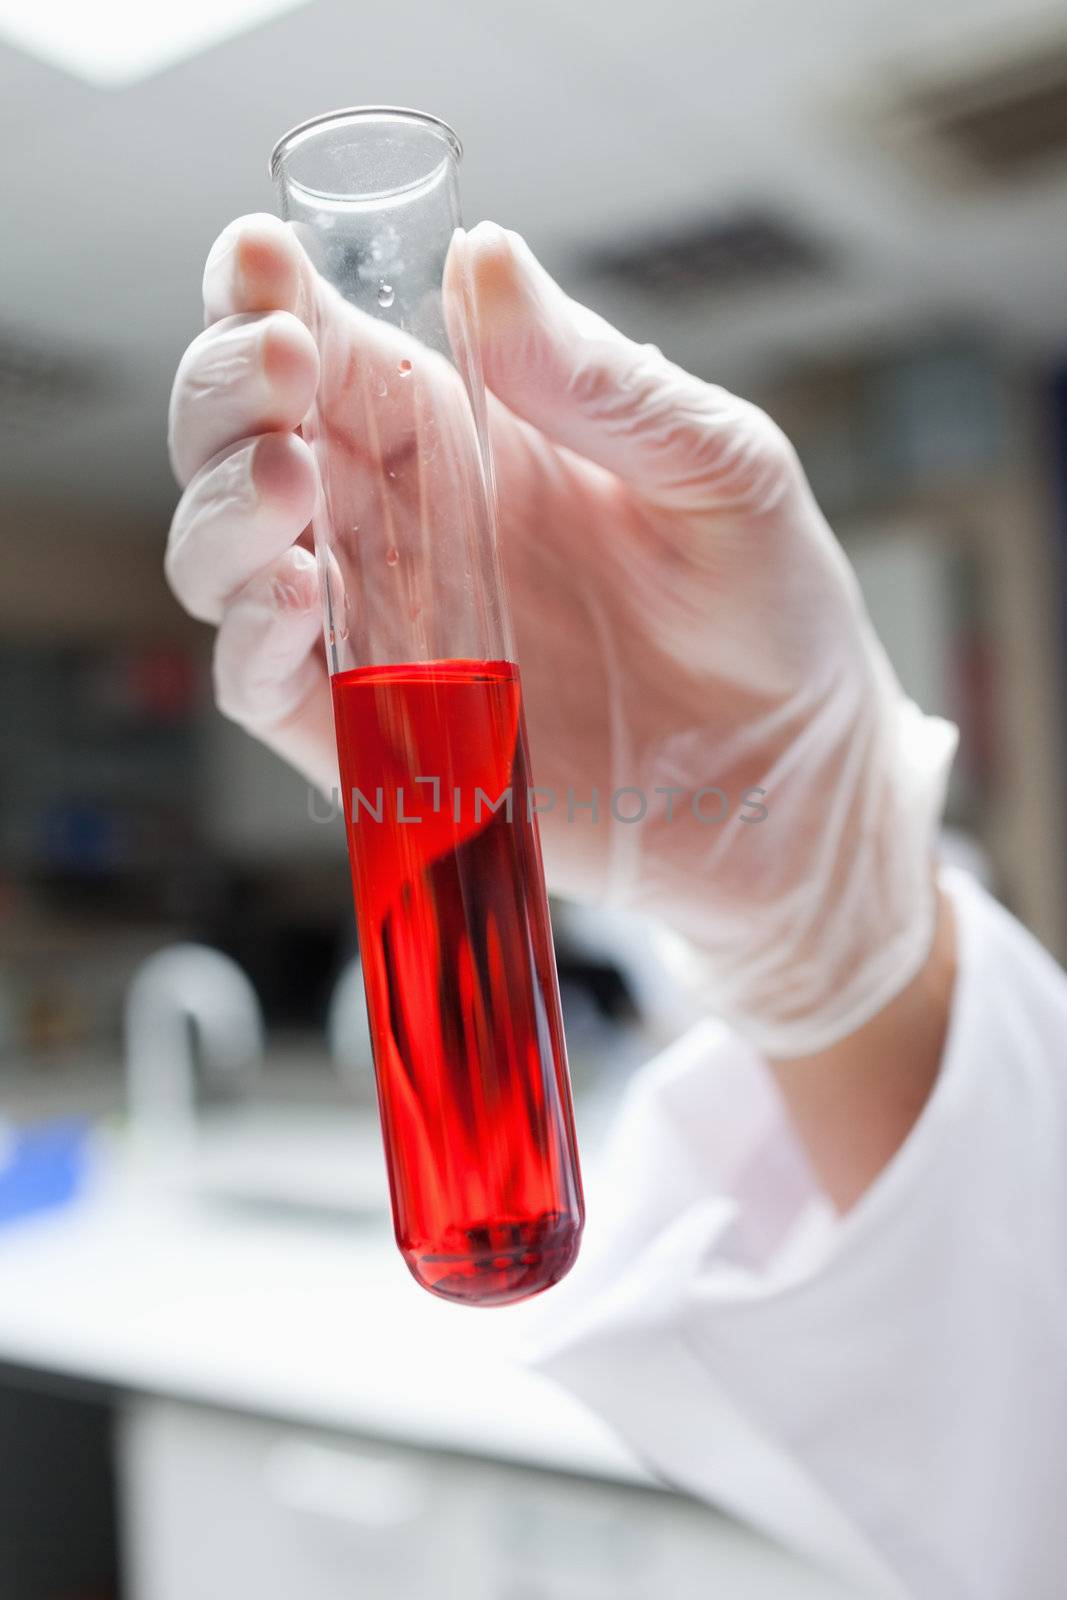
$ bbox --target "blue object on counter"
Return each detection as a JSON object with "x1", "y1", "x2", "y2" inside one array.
[{"x1": 0, "y1": 1119, "x2": 89, "y2": 1225}]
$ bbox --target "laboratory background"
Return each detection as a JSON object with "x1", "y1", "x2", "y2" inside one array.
[{"x1": 2, "y1": 0, "x2": 1067, "y2": 1595}]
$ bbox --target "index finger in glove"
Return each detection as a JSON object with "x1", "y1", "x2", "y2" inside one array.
[
  {"x1": 203, "y1": 215, "x2": 476, "y2": 492},
  {"x1": 202, "y1": 214, "x2": 313, "y2": 324}
]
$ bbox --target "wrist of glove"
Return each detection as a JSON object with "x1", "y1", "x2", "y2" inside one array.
[{"x1": 646, "y1": 660, "x2": 956, "y2": 1059}]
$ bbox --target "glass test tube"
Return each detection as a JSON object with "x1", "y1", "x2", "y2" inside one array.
[{"x1": 270, "y1": 108, "x2": 583, "y2": 1305}]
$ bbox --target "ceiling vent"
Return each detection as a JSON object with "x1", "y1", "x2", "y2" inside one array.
[
  {"x1": 895, "y1": 35, "x2": 1067, "y2": 180},
  {"x1": 0, "y1": 330, "x2": 109, "y2": 431},
  {"x1": 586, "y1": 209, "x2": 832, "y2": 299}
]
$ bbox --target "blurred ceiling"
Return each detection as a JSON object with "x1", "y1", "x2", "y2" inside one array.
[{"x1": 2, "y1": 0, "x2": 1067, "y2": 530}]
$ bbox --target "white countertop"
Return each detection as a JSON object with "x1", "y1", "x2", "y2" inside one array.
[
  {"x1": 0, "y1": 1121, "x2": 880, "y2": 1598},
  {"x1": 0, "y1": 1147, "x2": 647, "y2": 1486}
]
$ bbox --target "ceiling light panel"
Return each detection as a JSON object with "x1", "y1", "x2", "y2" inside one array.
[{"x1": 0, "y1": 0, "x2": 313, "y2": 88}]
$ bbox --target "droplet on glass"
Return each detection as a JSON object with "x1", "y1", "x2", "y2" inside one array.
[
  {"x1": 398, "y1": 358, "x2": 412, "y2": 376},
  {"x1": 377, "y1": 282, "x2": 395, "y2": 308},
  {"x1": 385, "y1": 547, "x2": 399, "y2": 567}
]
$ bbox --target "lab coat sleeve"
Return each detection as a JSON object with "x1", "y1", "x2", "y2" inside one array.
[{"x1": 522, "y1": 869, "x2": 1067, "y2": 1600}]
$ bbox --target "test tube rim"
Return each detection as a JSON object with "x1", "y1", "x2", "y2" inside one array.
[{"x1": 269, "y1": 105, "x2": 463, "y2": 190}]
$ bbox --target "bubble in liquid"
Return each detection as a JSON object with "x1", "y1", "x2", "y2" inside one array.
[
  {"x1": 377, "y1": 282, "x2": 395, "y2": 308},
  {"x1": 398, "y1": 358, "x2": 412, "y2": 376},
  {"x1": 385, "y1": 547, "x2": 399, "y2": 567}
]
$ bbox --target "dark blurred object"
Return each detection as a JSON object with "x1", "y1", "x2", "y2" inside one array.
[
  {"x1": 0, "y1": 1375, "x2": 120, "y2": 1599},
  {"x1": 900, "y1": 35, "x2": 1067, "y2": 182},
  {"x1": 0, "y1": 324, "x2": 113, "y2": 436},
  {"x1": 556, "y1": 955, "x2": 637, "y2": 1026},
  {"x1": 206, "y1": 866, "x2": 352, "y2": 1033},
  {"x1": 0, "y1": 640, "x2": 220, "y2": 1061},
  {"x1": 859, "y1": 344, "x2": 1007, "y2": 488},
  {"x1": 768, "y1": 337, "x2": 1010, "y2": 519},
  {"x1": 0, "y1": 642, "x2": 209, "y2": 922},
  {"x1": 588, "y1": 208, "x2": 830, "y2": 299}
]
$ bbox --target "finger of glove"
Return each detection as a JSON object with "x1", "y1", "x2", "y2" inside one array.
[
  {"x1": 166, "y1": 432, "x2": 318, "y2": 625},
  {"x1": 202, "y1": 213, "x2": 314, "y2": 324},
  {"x1": 213, "y1": 545, "x2": 324, "y2": 733},
  {"x1": 169, "y1": 310, "x2": 319, "y2": 488},
  {"x1": 461, "y1": 222, "x2": 793, "y2": 514},
  {"x1": 202, "y1": 214, "x2": 473, "y2": 482}
]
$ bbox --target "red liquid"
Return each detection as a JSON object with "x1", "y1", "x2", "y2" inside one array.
[{"x1": 331, "y1": 660, "x2": 583, "y2": 1306}]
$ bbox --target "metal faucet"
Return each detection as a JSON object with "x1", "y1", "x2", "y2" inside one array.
[{"x1": 124, "y1": 944, "x2": 263, "y2": 1147}]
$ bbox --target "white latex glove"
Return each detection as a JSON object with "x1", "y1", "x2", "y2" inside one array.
[{"x1": 167, "y1": 215, "x2": 956, "y2": 1058}]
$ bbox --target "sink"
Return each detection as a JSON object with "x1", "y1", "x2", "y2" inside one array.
[
  {"x1": 124, "y1": 1104, "x2": 390, "y2": 1226},
  {"x1": 122, "y1": 943, "x2": 388, "y2": 1225},
  {"x1": 192, "y1": 1105, "x2": 388, "y2": 1220}
]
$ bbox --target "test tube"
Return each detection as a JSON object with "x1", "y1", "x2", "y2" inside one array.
[{"x1": 270, "y1": 108, "x2": 584, "y2": 1305}]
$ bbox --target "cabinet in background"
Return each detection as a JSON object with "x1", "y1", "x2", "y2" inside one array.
[{"x1": 117, "y1": 1398, "x2": 861, "y2": 1600}]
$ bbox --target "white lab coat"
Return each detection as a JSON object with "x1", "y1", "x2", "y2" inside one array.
[{"x1": 522, "y1": 869, "x2": 1067, "y2": 1599}]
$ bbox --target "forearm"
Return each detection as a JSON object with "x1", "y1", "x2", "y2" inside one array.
[{"x1": 766, "y1": 883, "x2": 957, "y2": 1211}]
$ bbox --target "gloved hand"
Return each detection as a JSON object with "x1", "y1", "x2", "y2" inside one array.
[{"x1": 167, "y1": 215, "x2": 955, "y2": 1058}]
